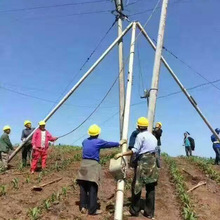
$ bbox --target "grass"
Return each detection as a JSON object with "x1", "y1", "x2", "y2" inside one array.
[
  {"x1": 186, "y1": 156, "x2": 220, "y2": 184},
  {"x1": 163, "y1": 153, "x2": 197, "y2": 220}
]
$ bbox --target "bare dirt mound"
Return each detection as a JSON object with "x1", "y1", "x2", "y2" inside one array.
[{"x1": 176, "y1": 157, "x2": 220, "y2": 220}]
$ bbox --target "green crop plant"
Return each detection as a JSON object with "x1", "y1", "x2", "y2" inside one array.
[
  {"x1": 62, "y1": 187, "x2": 68, "y2": 197},
  {"x1": 26, "y1": 176, "x2": 30, "y2": 183},
  {"x1": 163, "y1": 154, "x2": 197, "y2": 220},
  {"x1": 29, "y1": 207, "x2": 41, "y2": 220},
  {"x1": 44, "y1": 199, "x2": 51, "y2": 211},
  {"x1": 11, "y1": 178, "x2": 19, "y2": 189},
  {"x1": 38, "y1": 172, "x2": 43, "y2": 183},
  {"x1": 186, "y1": 156, "x2": 220, "y2": 184},
  {"x1": 51, "y1": 193, "x2": 56, "y2": 202},
  {"x1": 0, "y1": 185, "x2": 7, "y2": 196}
]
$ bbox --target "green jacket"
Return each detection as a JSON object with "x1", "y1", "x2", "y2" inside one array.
[{"x1": 0, "y1": 133, "x2": 13, "y2": 153}]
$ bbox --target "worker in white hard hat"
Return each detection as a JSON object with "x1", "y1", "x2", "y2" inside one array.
[
  {"x1": 0, "y1": 126, "x2": 14, "y2": 170},
  {"x1": 21, "y1": 120, "x2": 35, "y2": 167},
  {"x1": 31, "y1": 121, "x2": 58, "y2": 174}
]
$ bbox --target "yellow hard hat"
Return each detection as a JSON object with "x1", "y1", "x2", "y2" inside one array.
[
  {"x1": 3, "y1": 125, "x2": 11, "y2": 131},
  {"x1": 156, "y1": 122, "x2": 162, "y2": 127},
  {"x1": 137, "y1": 117, "x2": 149, "y2": 127},
  {"x1": 88, "y1": 124, "x2": 101, "y2": 136},
  {"x1": 24, "y1": 120, "x2": 31, "y2": 126},
  {"x1": 39, "y1": 121, "x2": 46, "y2": 126}
]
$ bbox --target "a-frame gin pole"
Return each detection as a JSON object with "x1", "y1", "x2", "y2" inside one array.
[
  {"x1": 8, "y1": 22, "x2": 133, "y2": 162},
  {"x1": 136, "y1": 22, "x2": 220, "y2": 141}
]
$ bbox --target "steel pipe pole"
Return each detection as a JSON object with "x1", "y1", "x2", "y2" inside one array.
[
  {"x1": 147, "y1": 0, "x2": 169, "y2": 132},
  {"x1": 136, "y1": 22, "x2": 220, "y2": 141},
  {"x1": 114, "y1": 22, "x2": 137, "y2": 220},
  {"x1": 8, "y1": 22, "x2": 134, "y2": 162}
]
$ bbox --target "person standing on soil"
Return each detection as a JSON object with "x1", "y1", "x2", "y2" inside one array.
[
  {"x1": 183, "y1": 132, "x2": 192, "y2": 157},
  {"x1": 77, "y1": 124, "x2": 125, "y2": 215},
  {"x1": 0, "y1": 126, "x2": 14, "y2": 171},
  {"x1": 21, "y1": 120, "x2": 35, "y2": 167},
  {"x1": 115, "y1": 117, "x2": 158, "y2": 219},
  {"x1": 31, "y1": 121, "x2": 58, "y2": 174},
  {"x1": 153, "y1": 122, "x2": 163, "y2": 168},
  {"x1": 211, "y1": 128, "x2": 220, "y2": 165}
]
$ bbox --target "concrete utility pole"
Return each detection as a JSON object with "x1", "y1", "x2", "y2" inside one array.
[
  {"x1": 114, "y1": 22, "x2": 136, "y2": 220},
  {"x1": 147, "y1": 0, "x2": 169, "y2": 132},
  {"x1": 137, "y1": 21, "x2": 220, "y2": 142},
  {"x1": 8, "y1": 22, "x2": 133, "y2": 162},
  {"x1": 114, "y1": 0, "x2": 125, "y2": 139}
]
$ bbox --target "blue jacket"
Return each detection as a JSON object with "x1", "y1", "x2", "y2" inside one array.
[
  {"x1": 82, "y1": 137, "x2": 119, "y2": 162},
  {"x1": 128, "y1": 129, "x2": 140, "y2": 150},
  {"x1": 211, "y1": 134, "x2": 220, "y2": 148}
]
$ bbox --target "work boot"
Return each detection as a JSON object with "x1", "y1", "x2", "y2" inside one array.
[{"x1": 80, "y1": 207, "x2": 87, "y2": 214}]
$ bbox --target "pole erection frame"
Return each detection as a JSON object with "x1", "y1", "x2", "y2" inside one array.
[
  {"x1": 8, "y1": 22, "x2": 134, "y2": 162},
  {"x1": 136, "y1": 22, "x2": 220, "y2": 141}
]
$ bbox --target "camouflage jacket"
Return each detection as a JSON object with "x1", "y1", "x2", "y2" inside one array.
[{"x1": 133, "y1": 153, "x2": 159, "y2": 194}]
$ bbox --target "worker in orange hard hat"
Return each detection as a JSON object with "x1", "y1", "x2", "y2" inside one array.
[
  {"x1": 153, "y1": 122, "x2": 163, "y2": 168},
  {"x1": 77, "y1": 124, "x2": 126, "y2": 215},
  {"x1": 0, "y1": 126, "x2": 14, "y2": 171},
  {"x1": 21, "y1": 120, "x2": 35, "y2": 167}
]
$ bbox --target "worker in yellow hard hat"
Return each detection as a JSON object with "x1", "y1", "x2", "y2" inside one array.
[
  {"x1": 77, "y1": 124, "x2": 126, "y2": 215},
  {"x1": 31, "y1": 121, "x2": 58, "y2": 174},
  {"x1": 153, "y1": 122, "x2": 163, "y2": 168},
  {"x1": 0, "y1": 126, "x2": 14, "y2": 170},
  {"x1": 21, "y1": 120, "x2": 35, "y2": 167},
  {"x1": 115, "y1": 117, "x2": 158, "y2": 218}
]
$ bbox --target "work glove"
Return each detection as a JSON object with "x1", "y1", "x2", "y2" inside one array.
[
  {"x1": 119, "y1": 139, "x2": 127, "y2": 146},
  {"x1": 114, "y1": 153, "x2": 123, "y2": 160}
]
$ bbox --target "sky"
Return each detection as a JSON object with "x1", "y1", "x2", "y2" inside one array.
[{"x1": 0, "y1": 0, "x2": 220, "y2": 158}]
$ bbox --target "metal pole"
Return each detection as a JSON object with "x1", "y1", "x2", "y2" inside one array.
[
  {"x1": 136, "y1": 22, "x2": 220, "y2": 141},
  {"x1": 116, "y1": 0, "x2": 125, "y2": 139},
  {"x1": 114, "y1": 22, "x2": 137, "y2": 220},
  {"x1": 8, "y1": 22, "x2": 134, "y2": 162},
  {"x1": 147, "y1": 0, "x2": 169, "y2": 133}
]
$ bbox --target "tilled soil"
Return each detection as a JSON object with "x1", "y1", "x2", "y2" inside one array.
[
  {"x1": 2, "y1": 147, "x2": 220, "y2": 220},
  {"x1": 176, "y1": 157, "x2": 220, "y2": 220}
]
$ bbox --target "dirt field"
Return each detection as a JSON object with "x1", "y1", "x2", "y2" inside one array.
[{"x1": 0, "y1": 147, "x2": 220, "y2": 220}]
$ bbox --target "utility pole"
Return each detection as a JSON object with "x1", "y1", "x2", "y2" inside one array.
[
  {"x1": 147, "y1": 0, "x2": 169, "y2": 132},
  {"x1": 114, "y1": 22, "x2": 136, "y2": 220},
  {"x1": 114, "y1": 0, "x2": 125, "y2": 139}
]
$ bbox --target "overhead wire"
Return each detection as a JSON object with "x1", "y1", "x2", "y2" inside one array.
[
  {"x1": 57, "y1": 0, "x2": 162, "y2": 139},
  {"x1": 0, "y1": 0, "x2": 109, "y2": 13},
  {"x1": 47, "y1": 17, "x2": 118, "y2": 113},
  {"x1": 151, "y1": 39, "x2": 220, "y2": 92}
]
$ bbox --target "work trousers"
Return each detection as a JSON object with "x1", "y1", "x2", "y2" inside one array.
[
  {"x1": 31, "y1": 149, "x2": 47, "y2": 172},
  {"x1": 22, "y1": 144, "x2": 32, "y2": 166},
  {"x1": 155, "y1": 146, "x2": 161, "y2": 168},
  {"x1": 213, "y1": 146, "x2": 220, "y2": 165},
  {"x1": 185, "y1": 146, "x2": 192, "y2": 157},
  {"x1": 0, "y1": 152, "x2": 9, "y2": 170},
  {"x1": 130, "y1": 179, "x2": 156, "y2": 217},
  {"x1": 78, "y1": 180, "x2": 98, "y2": 215}
]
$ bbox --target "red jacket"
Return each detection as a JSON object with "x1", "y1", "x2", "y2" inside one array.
[{"x1": 32, "y1": 128, "x2": 56, "y2": 150}]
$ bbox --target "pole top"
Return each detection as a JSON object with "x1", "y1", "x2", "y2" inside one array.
[{"x1": 114, "y1": 0, "x2": 124, "y2": 11}]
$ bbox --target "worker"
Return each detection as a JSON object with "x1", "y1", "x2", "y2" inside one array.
[
  {"x1": 31, "y1": 121, "x2": 58, "y2": 174},
  {"x1": 183, "y1": 132, "x2": 192, "y2": 157},
  {"x1": 115, "y1": 117, "x2": 158, "y2": 219},
  {"x1": 211, "y1": 128, "x2": 220, "y2": 165},
  {"x1": 128, "y1": 127, "x2": 140, "y2": 167},
  {"x1": 153, "y1": 122, "x2": 163, "y2": 168},
  {"x1": 77, "y1": 124, "x2": 126, "y2": 215},
  {"x1": 21, "y1": 120, "x2": 35, "y2": 167},
  {"x1": 0, "y1": 126, "x2": 14, "y2": 171}
]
